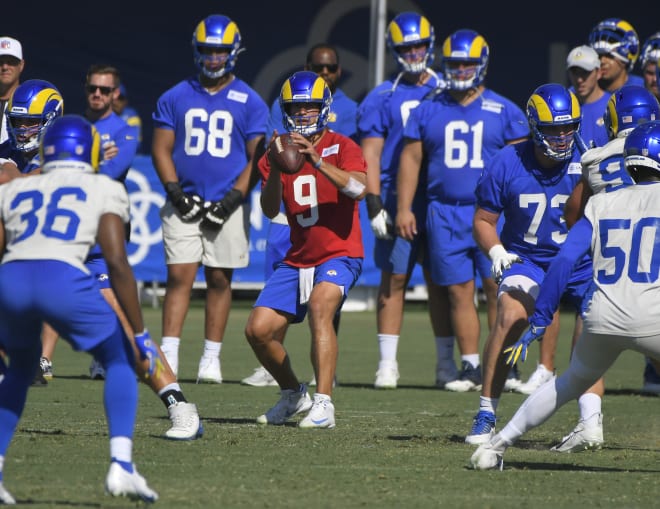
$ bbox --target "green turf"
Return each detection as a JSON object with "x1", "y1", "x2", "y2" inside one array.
[{"x1": 7, "y1": 303, "x2": 660, "y2": 508}]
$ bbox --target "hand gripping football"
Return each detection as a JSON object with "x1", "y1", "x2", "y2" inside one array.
[{"x1": 268, "y1": 133, "x2": 305, "y2": 175}]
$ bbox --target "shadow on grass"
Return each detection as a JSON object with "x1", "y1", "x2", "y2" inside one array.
[
  {"x1": 16, "y1": 499, "x2": 101, "y2": 507},
  {"x1": 498, "y1": 461, "x2": 660, "y2": 473}
]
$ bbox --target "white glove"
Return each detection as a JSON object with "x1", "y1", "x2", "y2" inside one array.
[
  {"x1": 370, "y1": 209, "x2": 393, "y2": 240},
  {"x1": 489, "y1": 244, "x2": 521, "y2": 283}
]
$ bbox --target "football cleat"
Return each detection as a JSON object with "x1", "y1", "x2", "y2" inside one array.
[
  {"x1": 515, "y1": 364, "x2": 554, "y2": 395},
  {"x1": 465, "y1": 410, "x2": 496, "y2": 445},
  {"x1": 0, "y1": 482, "x2": 16, "y2": 505},
  {"x1": 196, "y1": 356, "x2": 222, "y2": 384},
  {"x1": 105, "y1": 462, "x2": 158, "y2": 503},
  {"x1": 551, "y1": 413, "x2": 604, "y2": 453},
  {"x1": 40, "y1": 356, "x2": 53, "y2": 380},
  {"x1": 89, "y1": 359, "x2": 106, "y2": 380},
  {"x1": 256, "y1": 385, "x2": 312, "y2": 425},
  {"x1": 241, "y1": 366, "x2": 278, "y2": 387},
  {"x1": 374, "y1": 360, "x2": 399, "y2": 389},
  {"x1": 444, "y1": 361, "x2": 482, "y2": 392},
  {"x1": 165, "y1": 402, "x2": 203, "y2": 440},
  {"x1": 299, "y1": 395, "x2": 336, "y2": 429},
  {"x1": 470, "y1": 436, "x2": 509, "y2": 470}
]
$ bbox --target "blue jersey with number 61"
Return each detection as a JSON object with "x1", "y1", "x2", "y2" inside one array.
[{"x1": 153, "y1": 76, "x2": 268, "y2": 201}]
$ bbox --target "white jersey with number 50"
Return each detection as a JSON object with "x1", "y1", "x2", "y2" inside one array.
[
  {"x1": 585, "y1": 182, "x2": 660, "y2": 335},
  {"x1": 0, "y1": 171, "x2": 129, "y2": 273}
]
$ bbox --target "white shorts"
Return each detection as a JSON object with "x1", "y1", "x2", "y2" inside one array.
[{"x1": 160, "y1": 201, "x2": 250, "y2": 268}]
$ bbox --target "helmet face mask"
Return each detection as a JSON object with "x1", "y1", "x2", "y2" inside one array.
[
  {"x1": 640, "y1": 32, "x2": 660, "y2": 69},
  {"x1": 192, "y1": 15, "x2": 242, "y2": 79},
  {"x1": 40, "y1": 115, "x2": 101, "y2": 174},
  {"x1": 386, "y1": 12, "x2": 435, "y2": 74},
  {"x1": 604, "y1": 85, "x2": 660, "y2": 139},
  {"x1": 526, "y1": 84, "x2": 581, "y2": 162},
  {"x1": 442, "y1": 29, "x2": 489, "y2": 90},
  {"x1": 279, "y1": 71, "x2": 332, "y2": 136},
  {"x1": 588, "y1": 18, "x2": 639, "y2": 71},
  {"x1": 7, "y1": 79, "x2": 63, "y2": 154}
]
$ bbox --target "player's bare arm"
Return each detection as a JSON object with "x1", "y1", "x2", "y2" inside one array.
[
  {"x1": 151, "y1": 127, "x2": 178, "y2": 184},
  {"x1": 396, "y1": 138, "x2": 422, "y2": 240},
  {"x1": 362, "y1": 136, "x2": 385, "y2": 195},
  {"x1": 473, "y1": 207, "x2": 502, "y2": 254}
]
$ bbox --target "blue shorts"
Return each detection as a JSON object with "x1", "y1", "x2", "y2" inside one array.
[
  {"x1": 85, "y1": 254, "x2": 111, "y2": 289},
  {"x1": 255, "y1": 256, "x2": 363, "y2": 323},
  {"x1": 426, "y1": 201, "x2": 490, "y2": 285},
  {"x1": 0, "y1": 260, "x2": 122, "y2": 352},
  {"x1": 501, "y1": 257, "x2": 592, "y2": 311},
  {"x1": 264, "y1": 222, "x2": 291, "y2": 280},
  {"x1": 374, "y1": 233, "x2": 428, "y2": 275}
]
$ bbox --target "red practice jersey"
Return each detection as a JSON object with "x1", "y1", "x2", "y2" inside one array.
[{"x1": 259, "y1": 130, "x2": 366, "y2": 267}]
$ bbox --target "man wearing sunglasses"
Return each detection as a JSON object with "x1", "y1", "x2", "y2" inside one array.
[{"x1": 0, "y1": 36, "x2": 25, "y2": 160}]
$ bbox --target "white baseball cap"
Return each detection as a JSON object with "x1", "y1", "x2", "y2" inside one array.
[
  {"x1": 566, "y1": 45, "x2": 600, "y2": 71},
  {"x1": 0, "y1": 37, "x2": 23, "y2": 60}
]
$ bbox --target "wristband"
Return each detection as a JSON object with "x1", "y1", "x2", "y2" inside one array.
[{"x1": 313, "y1": 158, "x2": 322, "y2": 169}]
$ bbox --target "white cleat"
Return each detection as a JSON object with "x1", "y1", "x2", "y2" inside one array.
[
  {"x1": 196, "y1": 356, "x2": 222, "y2": 384},
  {"x1": 241, "y1": 366, "x2": 278, "y2": 387},
  {"x1": 89, "y1": 359, "x2": 106, "y2": 380},
  {"x1": 551, "y1": 413, "x2": 604, "y2": 453},
  {"x1": 515, "y1": 364, "x2": 554, "y2": 395},
  {"x1": 299, "y1": 396, "x2": 336, "y2": 429},
  {"x1": 470, "y1": 437, "x2": 508, "y2": 471},
  {"x1": 0, "y1": 482, "x2": 16, "y2": 505},
  {"x1": 374, "y1": 361, "x2": 399, "y2": 389},
  {"x1": 257, "y1": 385, "x2": 312, "y2": 425},
  {"x1": 105, "y1": 462, "x2": 158, "y2": 503},
  {"x1": 165, "y1": 402, "x2": 203, "y2": 440}
]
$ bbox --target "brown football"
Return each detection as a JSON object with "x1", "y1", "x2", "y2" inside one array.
[{"x1": 268, "y1": 133, "x2": 305, "y2": 175}]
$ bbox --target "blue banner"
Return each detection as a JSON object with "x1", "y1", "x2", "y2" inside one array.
[{"x1": 125, "y1": 155, "x2": 423, "y2": 287}]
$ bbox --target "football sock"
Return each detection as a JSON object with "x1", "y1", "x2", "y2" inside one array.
[
  {"x1": 158, "y1": 383, "x2": 187, "y2": 408},
  {"x1": 377, "y1": 334, "x2": 399, "y2": 363},
  {"x1": 110, "y1": 436, "x2": 133, "y2": 468},
  {"x1": 161, "y1": 336, "x2": 180, "y2": 353},
  {"x1": 435, "y1": 336, "x2": 455, "y2": 366},
  {"x1": 578, "y1": 393, "x2": 602, "y2": 423},
  {"x1": 202, "y1": 339, "x2": 221, "y2": 358},
  {"x1": 462, "y1": 354, "x2": 480, "y2": 369},
  {"x1": 479, "y1": 396, "x2": 498, "y2": 415}
]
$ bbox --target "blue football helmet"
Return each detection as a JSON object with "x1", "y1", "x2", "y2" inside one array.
[
  {"x1": 588, "y1": 18, "x2": 639, "y2": 71},
  {"x1": 192, "y1": 14, "x2": 242, "y2": 79},
  {"x1": 604, "y1": 85, "x2": 660, "y2": 139},
  {"x1": 6, "y1": 79, "x2": 63, "y2": 154},
  {"x1": 386, "y1": 12, "x2": 435, "y2": 73},
  {"x1": 527, "y1": 83, "x2": 581, "y2": 161},
  {"x1": 279, "y1": 71, "x2": 332, "y2": 136},
  {"x1": 40, "y1": 115, "x2": 101, "y2": 174},
  {"x1": 442, "y1": 29, "x2": 489, "y2": 90},
  {"x1": 640, "y1": 32, "x2": 660, "y2": 69},
  {"x1": 623, "y1": 121, "x2": 660, "y2": 178}
]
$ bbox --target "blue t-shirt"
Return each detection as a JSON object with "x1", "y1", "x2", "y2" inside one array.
[
  {"x1": 153, "y1": 76, "x2": 268, "y2": 201},
  {"x1": 579, "y1": 92, "x2": 610, "y2": 148},
  {"x1": 94, "y1": 112, "x2": 139, "y2": 183},
  {"x1": 404, "y1": 88, "x2": 528, "y2": 204}
]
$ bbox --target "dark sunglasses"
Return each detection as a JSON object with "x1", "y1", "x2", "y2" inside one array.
[
  {"x1": 309, "y1": 63, "x2": 338, "y2": 73},
  {"x1": 86, "y1": 84, "x2": 115, "y2": 95}
]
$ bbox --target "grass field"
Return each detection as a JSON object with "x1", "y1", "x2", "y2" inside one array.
[{"x1": 7, "y1": 301, "x2": 660, "y2": 508}]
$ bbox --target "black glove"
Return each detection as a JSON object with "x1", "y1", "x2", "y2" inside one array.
[
  {"x1": 165, "y1": 182, "x2": 203, "y2": 221},
  {"x1": 200, "y1": 189, "x2": 243, "y2": 231},
  {"x1": 365, "y1": 193, "x2": 385, "y2": 220}
]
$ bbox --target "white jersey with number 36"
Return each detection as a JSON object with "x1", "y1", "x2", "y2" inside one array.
[{"x1": 0, "y1": 170, "x2": 129, "y2": 273}]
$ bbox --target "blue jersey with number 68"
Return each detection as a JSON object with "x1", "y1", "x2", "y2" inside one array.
[
  {"x1": 153, "y1": 76, "x2": 268, "y2": 201},
  {"x1": 476, "y1": 140, "x2": 583, "y2": 270}
]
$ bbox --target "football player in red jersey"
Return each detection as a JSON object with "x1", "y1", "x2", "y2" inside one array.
[{"x1": 245, "y1": 71, "x2": 366, "y2": 429}]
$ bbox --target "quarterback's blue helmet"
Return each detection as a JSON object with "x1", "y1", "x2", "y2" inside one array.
[
  {"x1": 604, "y1": 85, "x2": 660, "y2": 139},
  {"x1": 40, "y1": 115, "x2": 101, "y2": 174},
  {"x1": 527, "y1": 83, "x2": 581, "y2": 161},
  {"x1": 192, "y1": 14, "x2": 242, "y2": 79},
  {"x1": 7, "y1": 79, "x2": 63, "y2": 154},
  {"x1": 279, "y1": 71, "x2": 332, "y2": 136},
  {"x1": 386, "y1": 12, "x2": 435, "y2": 73},
  {"x1": 588, "y1": 18, "x2": 639, "y2": 71},
  {"x1": 624, "y1": 121, "x2": 660, "y2": 178},
  {"x1": 442, "y1": 29, "x2": 489, "y2": 90}
]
